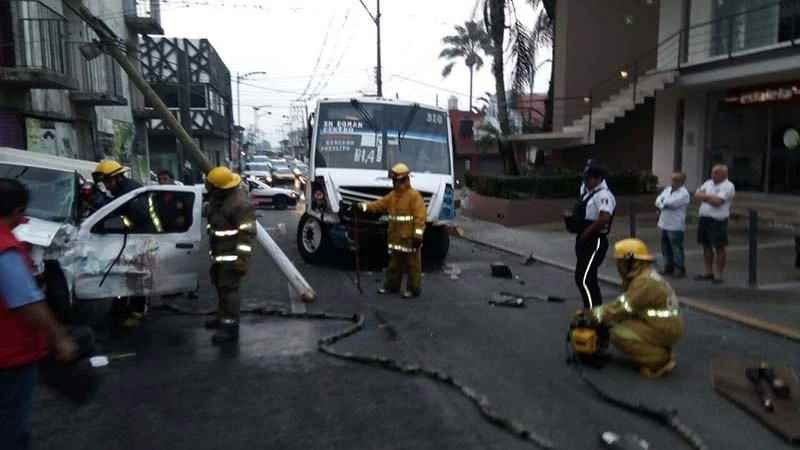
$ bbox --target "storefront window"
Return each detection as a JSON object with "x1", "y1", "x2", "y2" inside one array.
[{"x1": 711, "y1": 85, "x2": 800, "y2": 194}]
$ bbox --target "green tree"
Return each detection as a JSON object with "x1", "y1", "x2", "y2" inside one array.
[
  {"x1": 439, "y1": 20, "x2": 492, "y2": 113},
  {"x1": 483, "y1": 0, "x2": 554, "y2": 174}
]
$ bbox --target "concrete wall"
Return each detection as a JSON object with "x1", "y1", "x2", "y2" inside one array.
[
  {"x1": 553, "y1": 0, "x2": 660, "y2": 129},
  {"x1": 552, "y1": 98, "x2": 656, "y2": 174},
  {"x1": 652, "y1": 88, "x2": 679, "y2": 186}
]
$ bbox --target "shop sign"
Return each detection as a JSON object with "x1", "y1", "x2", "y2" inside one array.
[{"x1": 723, "y1": 84, "x2": 800, "y2": 105}]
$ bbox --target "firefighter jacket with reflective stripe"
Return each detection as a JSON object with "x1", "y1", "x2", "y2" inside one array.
[
  {"x1": 207, "y1": 186, "x2": 256, "y2": 272},
  {"x1": 366, "y1": 185, "x2": 427, "y2": 254},
  {"x1": 593, "y1": 263, "x2": 683, "y2": 347}
]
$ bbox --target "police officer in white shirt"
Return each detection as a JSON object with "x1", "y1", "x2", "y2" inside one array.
[
  {"x1": 655, "y1": 172, "x2": 690, "y2": 278},
  {"x1": 694, "y1": 164, "x2": 735, "y2": 284},
  {"x1": 575, "y1": 163, "x2": 616, "y2": 309}
]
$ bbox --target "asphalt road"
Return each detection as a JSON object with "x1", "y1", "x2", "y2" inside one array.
[{"x1": 33, "y1": 204, "x2": 800, "y2": 450}]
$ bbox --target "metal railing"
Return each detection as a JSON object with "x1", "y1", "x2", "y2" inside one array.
[
  {"x1": 2, "y1": 0, "x2": 68, "y2": 74},
  {"x1": 67, "y1": 41, "x2": 124, "y2": 99},
  {"x1": 573, "y1": 0, "x2": 800, "y2": 137}
]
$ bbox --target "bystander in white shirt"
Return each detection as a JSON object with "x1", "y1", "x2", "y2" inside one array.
[
  {"x1": 655, "y1": 185, "x2": 690, "y2": 231},
  {"x1": 697, "y1": 179, "x2": 735, "y2": 220}
]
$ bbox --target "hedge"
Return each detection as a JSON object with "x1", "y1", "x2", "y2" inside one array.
[{"x1": 464, "y1": 171, "x2": 658, "y2": 200}]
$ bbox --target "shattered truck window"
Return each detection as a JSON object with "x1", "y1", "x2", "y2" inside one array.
[
  {"x1": 0, "y1": 164, "x2": 75, "y2": 222},
  {"x1": 94, "y1": 191, "x2": 194, "y2": 234},
  {"x1": 314, "y1": 102, "x2": 451, "y2": 175}
]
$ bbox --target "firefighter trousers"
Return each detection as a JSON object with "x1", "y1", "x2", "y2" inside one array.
[
  {"x1": 610, "y1": 319, "x2": 672, "y2": 370},
  {"x1": 385, "y1": 251, "x2": 422, "y2": 294},
  {"x1": 210, "y1": 265, "x2": 243, "y2": 322}
]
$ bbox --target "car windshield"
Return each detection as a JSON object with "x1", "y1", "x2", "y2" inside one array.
[
  {"x1": 314, "y1": 101, "x2": 450, "y2": 174},
  {"x1": 246, "y1": 163, "x2": 270, "y2": 172},
  {"x1": 0, "y1": 164, "x2": 75, "y2": 222}
]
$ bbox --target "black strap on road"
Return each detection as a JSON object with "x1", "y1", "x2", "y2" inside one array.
[{"x1": 566, "y1": 348, "x2": 708, "y2": 450}]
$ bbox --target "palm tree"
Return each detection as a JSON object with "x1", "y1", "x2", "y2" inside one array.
[
  {"x1": 439, "y1": 21, "x2": 492, "y2": 113},
  {"x1": 482, "y1": 0, "x2": 555, "y2": 174}
]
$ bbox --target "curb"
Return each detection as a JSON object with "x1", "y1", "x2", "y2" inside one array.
[{"x1": 456, "y1": 234, "x2": 800, "y2": 342}]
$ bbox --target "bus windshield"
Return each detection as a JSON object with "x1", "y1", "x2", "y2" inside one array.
[{"x1": 314, "y1": 101, "x2": 451, "y2": 174}]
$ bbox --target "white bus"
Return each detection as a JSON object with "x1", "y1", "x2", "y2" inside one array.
[{"x1": 297, "y1": 97, "x2": 456, "y2": 264}]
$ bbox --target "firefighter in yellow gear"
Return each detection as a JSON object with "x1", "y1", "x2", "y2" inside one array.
[
  {"x1": 359, "y1": 163, "x2": 427, "y2": 299},
  {"x1": 591, "y1": 238, "x2": 684, "y2": 378},
  {"x1": 205, "y1": 167, "x2": 256, "y2": 344}
]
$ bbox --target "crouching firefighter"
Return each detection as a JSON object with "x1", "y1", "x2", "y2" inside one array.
[
  {"x1": 573, "y1": 239, "x2": 684, "y2": 378},
  {"x1": 205, "y1": 167, "x2": 256, "y2": 344},
  {"x1": 358, "y1": 163, "x2": 427, "y2": 299}
]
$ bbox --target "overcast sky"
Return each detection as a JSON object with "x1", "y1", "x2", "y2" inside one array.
[{"x1": 160, "y1": 0, "x2": 551, "y2": 143}]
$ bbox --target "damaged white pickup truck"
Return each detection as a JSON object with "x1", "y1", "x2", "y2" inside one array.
[{"x1": 0, "y1": 148, "x2": 203, "y2": 321}]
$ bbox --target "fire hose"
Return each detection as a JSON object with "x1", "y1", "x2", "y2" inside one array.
[
  {"x1": 566, "y1": 344, "x2": 709, "y2": 450},
  {"x1": 157, "y1": 303, "x2": 554, "y2": 448}
]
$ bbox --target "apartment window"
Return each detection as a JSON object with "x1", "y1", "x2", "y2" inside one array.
[
  {"x1": 146, "y1": 85, "x2": 178, "y2": 108},
  {"x1": 711, "y1": 0, "x2": 779, "y2": 56},
  {"x1": 190, "y1": 85, "x2": 207, "y2": 109}
]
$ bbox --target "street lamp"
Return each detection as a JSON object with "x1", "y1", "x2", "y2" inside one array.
[
  {"x1": 251, "y1": 105, "x2": 274, "y2": 141},
  {"x1": 236, "y1": 71, "x2": 268, "y2": 125}
]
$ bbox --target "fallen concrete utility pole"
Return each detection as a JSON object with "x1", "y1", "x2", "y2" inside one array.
[{"x1": 68, "y1": 4, "x2": 316, "y2": 302}]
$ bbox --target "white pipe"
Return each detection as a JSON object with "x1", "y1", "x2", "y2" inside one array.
[{"x1": 256, "y1": 222, "x2": 316, "y2": 302}]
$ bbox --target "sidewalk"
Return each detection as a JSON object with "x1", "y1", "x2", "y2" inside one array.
[{"x1": 454, "y1": 212, "x2": 800, "y2": 339}]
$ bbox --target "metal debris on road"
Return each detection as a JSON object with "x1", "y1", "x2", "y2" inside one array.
[
  {"x1": 443, "y1": 264, "x2": 462, "y2": 280},
  {"x1": 490, "y1": 262, "x2": 513, "y2": 278},
  {"x1": 489, "y1": 293, "x2": 526, "y2": 308},
  {"x1": 496, "y1": 291, "x2": 566, "y2": 304}
]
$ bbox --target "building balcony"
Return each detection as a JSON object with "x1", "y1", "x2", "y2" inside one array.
[
  {"x1": 0, "y1": 0, "x2": 76, "y2": 90},
  {"x1": 124, "y1": 0, "x2": 164, "y2": 35},
  {"x1": 68, "y1": 42, "x2": 127, "y2": 106}
]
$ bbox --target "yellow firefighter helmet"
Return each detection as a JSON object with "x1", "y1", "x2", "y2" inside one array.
[
  {"x1": 207, "y1": 166, "x2": 241, "y2": 190},
  {"x1": 614, "y1": 238, "x2": 655, "y2": 261},
  {"x1": 389, "y1": 163, "x2": 411, "y2": 180},
  {"x1": 94, "y1": 160, "x2": 127, "y2": 178}
]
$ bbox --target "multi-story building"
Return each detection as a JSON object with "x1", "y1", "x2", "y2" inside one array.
[
  {"x1": 0, "y1": 0, "x2": 161, "y2": 180},
  {"x1": 514, "y1": 0, "x2": 800, "y2": 196},
  {"x1": 137, "y1": 36, "x2": 233, "y2": 183},
  {"x1": 652, "y1": 0, "x2": 800, "y2": 193}
]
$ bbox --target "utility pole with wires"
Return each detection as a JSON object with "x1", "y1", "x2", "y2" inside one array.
[
  {"x1": 64, "y1": 3, "x2": 316, "y2": 303},
  {"x1": 357, "y1": 0, "x2": 382, "y2": 97}
]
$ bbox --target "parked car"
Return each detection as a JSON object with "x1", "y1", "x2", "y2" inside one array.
[
  {"x1": 245, "y1": 177, "x2": 299, "y2": 210},
  {"x1": 0, "y1": 147, "x2": 203, "y2": 322}
]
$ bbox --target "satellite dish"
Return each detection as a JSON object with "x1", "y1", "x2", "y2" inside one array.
[{"x1": 783, "y1": 128, "x2": 800, "y2": 150}]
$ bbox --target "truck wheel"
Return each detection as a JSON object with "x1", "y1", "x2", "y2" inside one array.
[
  {"x1": 274, "y1": 195, "x2": 288, "y2": 210},
  {"x1": 423, "y1": 226, "x2": 450, "y2": 263},
  {"x1": 44, "y1": 260, "x2": 72, "y2": 323},
  {"x1": 297, "y1": 213, "x2": 329, "y2": 263}
]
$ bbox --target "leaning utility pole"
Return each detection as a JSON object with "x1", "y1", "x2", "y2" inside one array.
[
  {"x1": 358, "y1": 0, "x2": 382, "y2": 97},
  {"x1": 66, "y1": 4, "x2": 316, "y2": 303}
]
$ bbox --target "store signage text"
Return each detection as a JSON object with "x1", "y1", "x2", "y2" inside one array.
[{"x1": 724, "y1": 85, "x2": 800, "y2": 105}]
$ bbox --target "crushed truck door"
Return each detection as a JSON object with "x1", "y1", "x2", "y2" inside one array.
[{"x1": 71, "y1": 186, "x2": 203, "y2": 300}]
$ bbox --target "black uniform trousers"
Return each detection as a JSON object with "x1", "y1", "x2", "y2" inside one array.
[{"x1": 574, "y1": 234, "x2": 609, "y2": 309}]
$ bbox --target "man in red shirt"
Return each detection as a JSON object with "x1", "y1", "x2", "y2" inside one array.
[{"x1": 0, "y1": 178, "x2": 76, "y2": 450}]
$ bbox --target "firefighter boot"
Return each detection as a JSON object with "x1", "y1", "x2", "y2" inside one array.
[{"x1": 212, "y1": 320, "x2": 239, "y2": 344}]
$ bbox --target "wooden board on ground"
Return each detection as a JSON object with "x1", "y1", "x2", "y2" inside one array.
[{"x1": 711, "y1": 354, "x2": 800, "y2": 444}]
